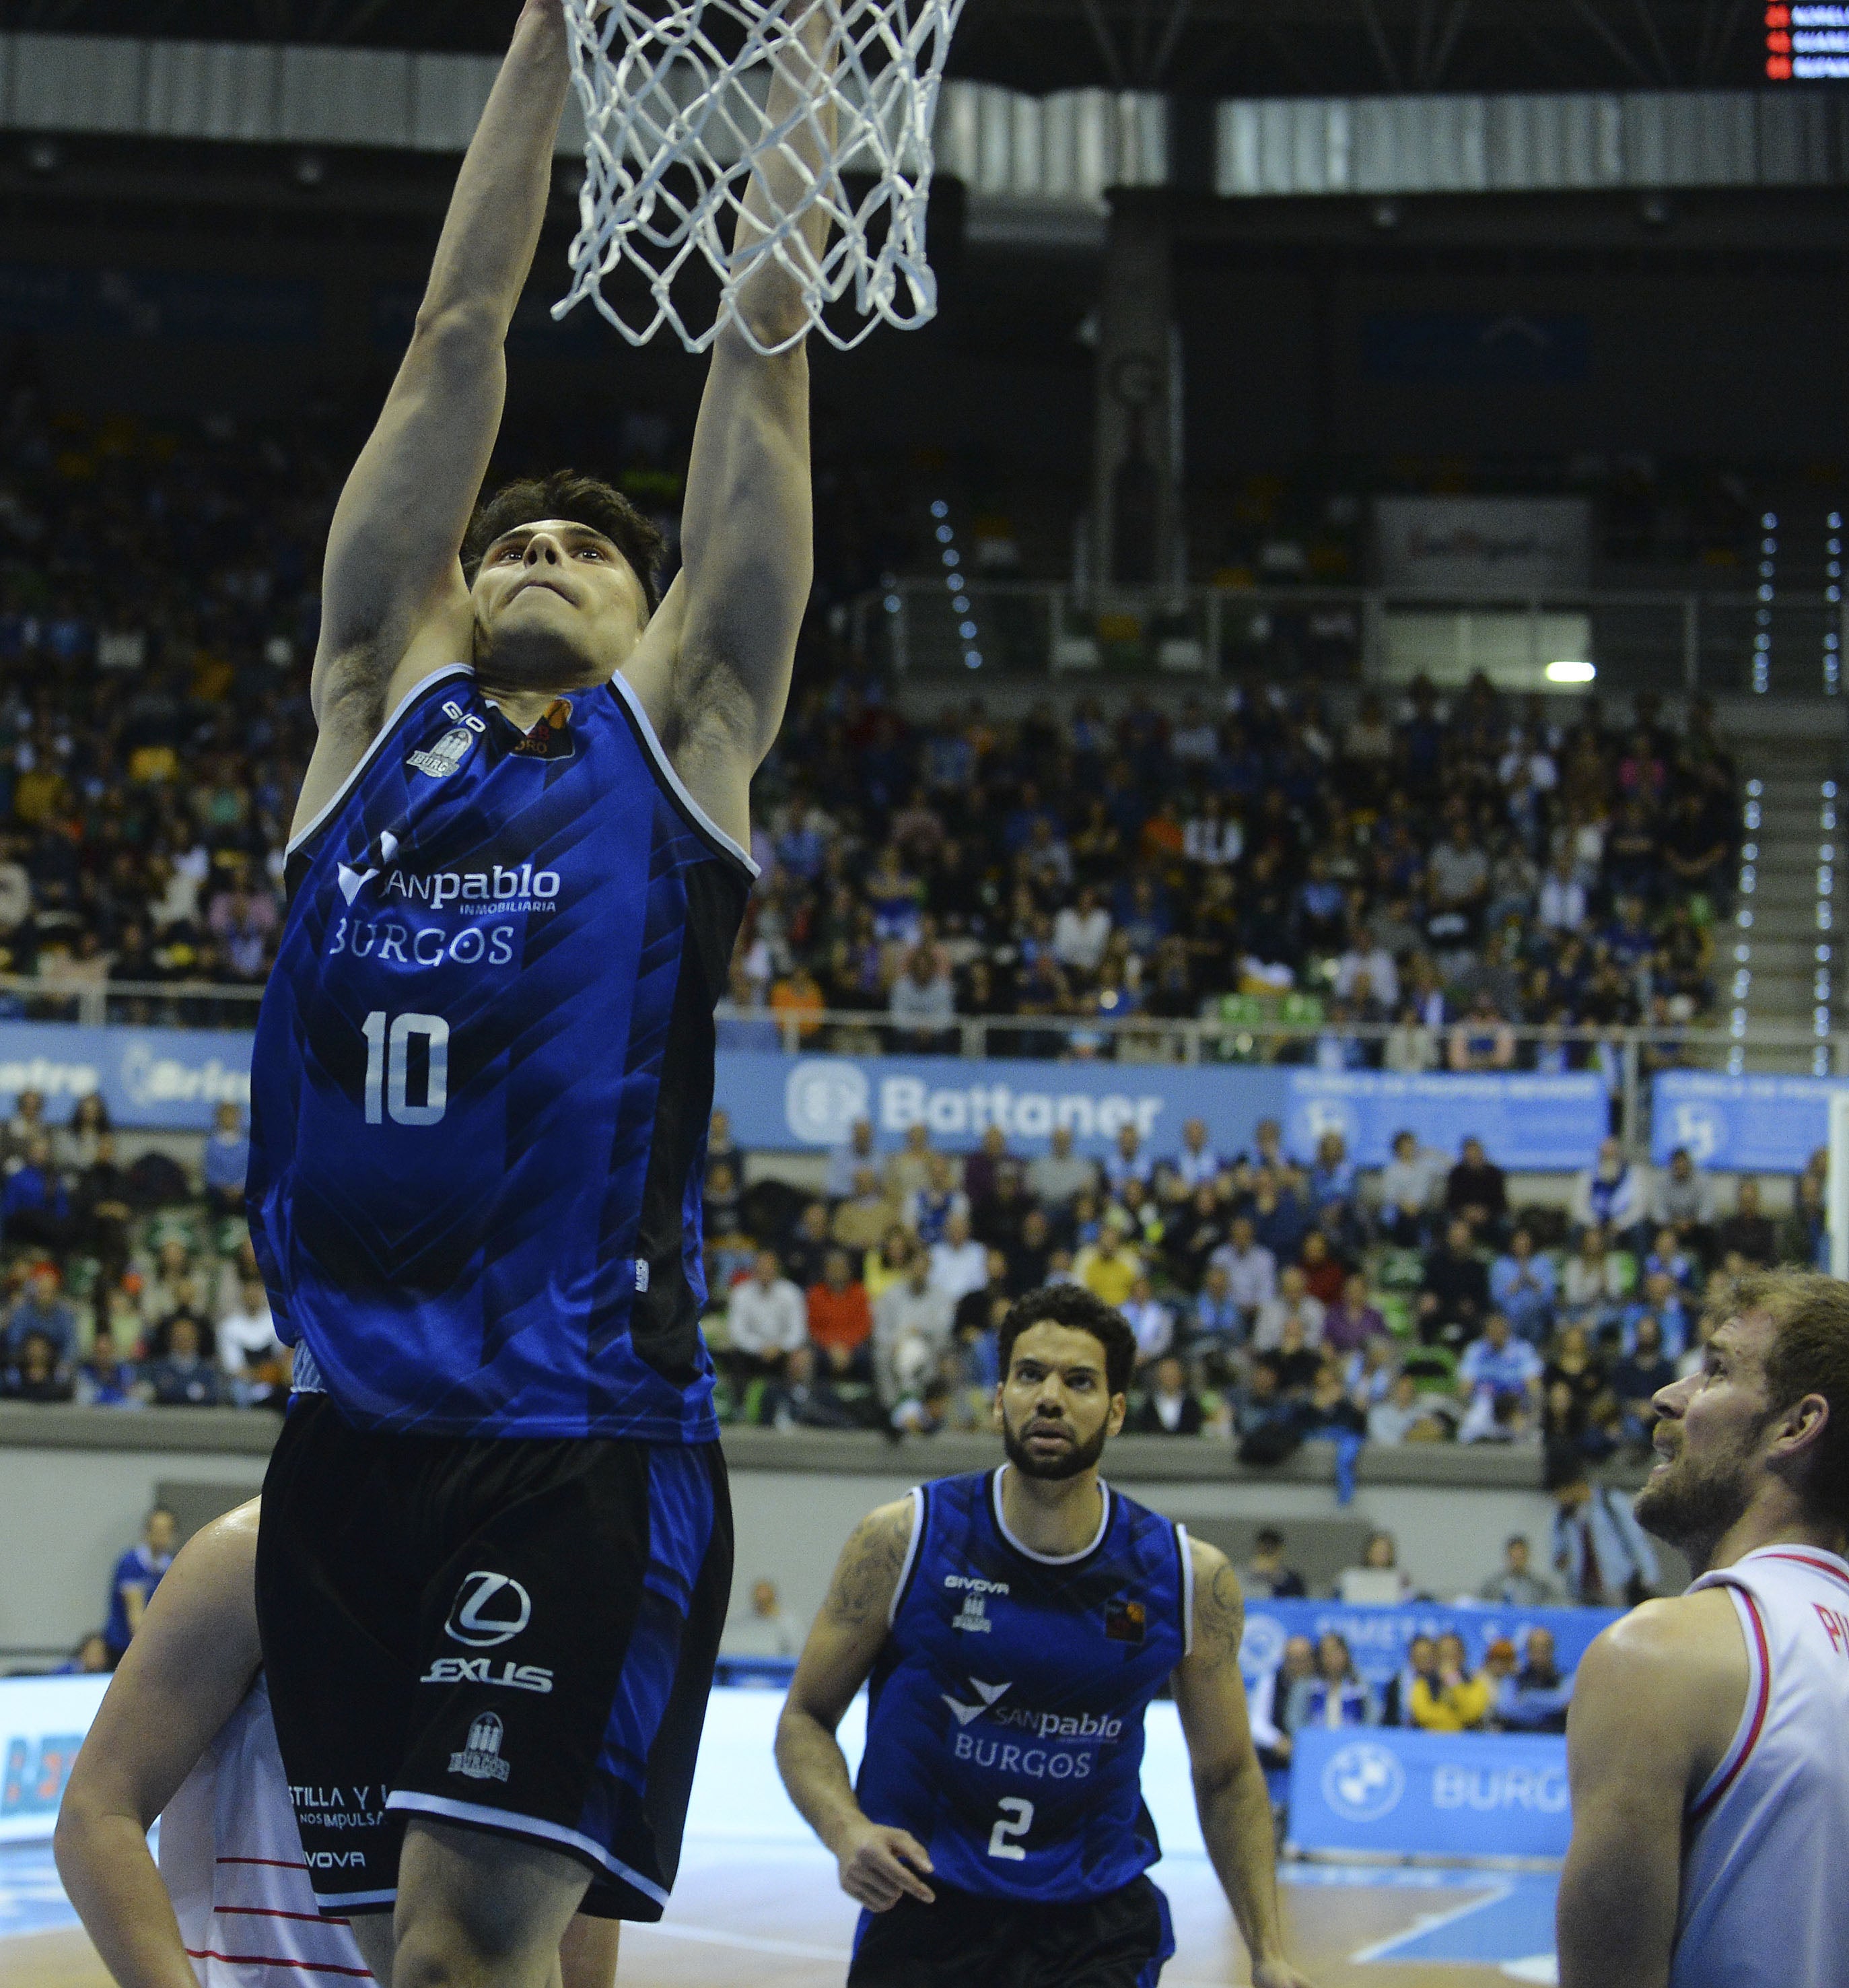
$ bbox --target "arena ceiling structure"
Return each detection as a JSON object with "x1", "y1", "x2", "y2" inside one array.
[{"x1": 1, "y1": 0, "x2": 1772, "y2": 97}]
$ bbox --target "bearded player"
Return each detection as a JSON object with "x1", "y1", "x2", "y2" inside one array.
[
  {"x1": 57, "y1": 1501, "x2": 619, "y2": 1988},
  {"x1": 244, "y1": 0, "x2": 829, "y2": 1978},
  {"x1": 1558, "y1": 1270, "x2": 1849, "y2": 1986},
  {"x1": 776, "y1": 1285, "x2": 1314, "y2": 1987}
]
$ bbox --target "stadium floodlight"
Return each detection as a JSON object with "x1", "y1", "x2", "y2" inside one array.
[{"x1": 1545, "y1": 660, "x2": 1596, "y2": 683}]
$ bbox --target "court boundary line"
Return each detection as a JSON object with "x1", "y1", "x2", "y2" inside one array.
[{"x1": 1349, "y1": 1880, "x2": 1517, "y2": 1963}]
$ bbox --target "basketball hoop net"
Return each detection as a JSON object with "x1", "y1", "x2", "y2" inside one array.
[{"x1": 553, "y1": 0, "x2": 966, "y2": 355}]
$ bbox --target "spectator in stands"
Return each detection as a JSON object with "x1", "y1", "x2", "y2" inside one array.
[
  {"x1": 908, "y1": 1152, "x2": 967, "y2": 1245},
  {"x1": 1026, "y1": 1124, "x2": 1094, "y2": 1210},
  {"x1": 1298, "y1": 1231, "x2": 1345, "y2": 1308},
  {"x1": 1210, "y1": 1215, "x2": 1277, "y2": 1326},
  {"x1": 1444, "y1": 1136, "x2": 1508, "y2": 1240},
  {"x1": 886, "y1": 943, "x2": 956, "y2": 1052},
  {"x1": 1103, "y1": 1124, "x2": 1150, "y2": 1194},
  {"x1": 1188, "y1": 1262, "x2": 1244, "y2": 1373},
  {"x1": 1458, "y1": 1313, "x2": 1545, "y2": 1437},
  {"x1": 927, "y1": 1209, "x2": 988, "y2": 1305},
  {"x1": 59, "y1": 1093, "x2": 112, "y2": 1172},
  {"x1": 1478, "y1": 1533, "x2": 1560, "y2": 1608},
  {"x1": 884, "y1": 1124, "x2": 936, "y2": 1207},
  {"x1": 1551, "y1": 1468, "x2": 1659, "y2": 1606},
  {"x1": 1341, "y1": 1528, "x2": 1414, "y2": 1602},
  {"x1": 1537, "y1": 848, "x2": 1587, "y2": 932},
  {"x1": 806, "y1": 1249, "x2": 874, "y2": 1379},
  {"x1": 1559, "y1": 1225, "x2": 1628, "y2": 1336},
  {"x1": 75, "y1": 1325, "x2": 137, "y2": 1408},
  {"x1": 783, "y1": 1200, "x2": 834, "y2": 1291},
  {"x1": 726, "y1": 1250, "x2": 808, "y2": 1392},
  {"x1": 1418, "y1": 1218, "x2": 1490, "y2": 1350},
  {"x1": 833, "y1": 1169, "x2": 899, "y2": 1255},
  {"x1": 1447, "y1": 992, "x2": 1516, "y2": 1072},
  {"x1": 217, "y1": 1276, "x2": 280, "y2": 1379},
  {"x1": 823, "y1": 1116, "x2": 878, "y2": 1201},
  {"x1": 102, "y1": 1507, "x2": 176, "y2": 1664},
  {"x1": 1074, "y1": 1217, "x2": 1141, "y2": 1309},
  {"x1": 1610, "y1": 1314, "x2": 1676, "y2": 1451},
  {"x1": 3, "y1": 1135, "x2": 71, "y2": 1252},
  {"x1": 1572, "y1": 1135, "x2": 1649, "y2": 1245},
  {"x1": 1381, "y1": 1635, "x2": 1437, "y2": 1728},
  {"x1": 703, "y1": 1160, "x2": 742, "y2": 1239},
  {"x1": 1714, "y1": 1177, "x2": 1776, "y2": 1266},
  {"x1": 1490, "y1": 1227, "x2": 1557, "y2": 1344},
  {"x1": 1121, "y1": 1274, "x2": 1174, "y2": 1370},
  {"x1": 961, "y1": 1126, "x2": 1011, "y2": 1210},
  {"x1": 1495, "y1": 1626, "x2": 1574, "y2": 1734},
  {"x1": 1285, "y1": 1633, "x2": 1380, "y2": 1732},
  {"x1": 1409, "y1": 1631, "x2": 1492, "y2": 1732},
  {"x1": 1129, "y1": 1355, "x2": 1203, "y2": 1436},
  {"x1": 706, "y1": 1108, "x2": 742, "y2": 1184},
  {"x1": 1624, "y1": 1267, "x2": 1691, "y2": 1361},
  {"x1": 872, "y1": 1252, "x2": 954, "y2": 1418},
  {"x1": 143, "y1": 1315, "x2": 223, "y2": 1408},
  {"x1": 3, "y1": 1328, "x2": 71, "y2": 1401},
  {"x1": 1242, "y1": 1526, "x2": 1307, "y2": 1600},
  {"x1": 724, "y1": 1579, "x2": 805, "y2": 1658},
  {"x1": 1173, "y1": 1117, "x2": 1221, "y2": 1189},
  {"x1": 7, "y1": 1262, "x2": 77, "y2": 1371},
  {"x1": 1249, "y1": 1634, "x2": 1316, "y2": 1770},
  {"x1": 1648, "y1": 1146, "x2": 1715, "y2": 1256},
  {"x1": 1376, "y1": 1130, "x2": 1440, "y2": 1247},
  {"x1": 2, "y1": 1090, "x2": 50, "y2": 1173},
  {"x1": 202, "y1": 1101, "x2": 250, "y2": 1216},
  {"x1": 1253, "y1": 1264, "x2": 1325, "y2": 1352},
  {"x1": 1367, "y1": 1371, "x2": 1426, "y2": 1444},
  {"x1": 765, "y1": 1342, "x2": 864, "y2": 1431},
  {"x1": 1321, "y1": 1271, "x2": 1386, "y2": 1357}
]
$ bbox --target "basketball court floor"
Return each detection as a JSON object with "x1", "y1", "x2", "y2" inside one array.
[{"x1": 1, "y1": 1690, "x2": 1559, "y2": 1987}]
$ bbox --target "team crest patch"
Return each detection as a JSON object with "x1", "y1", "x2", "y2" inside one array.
[
  {"x1": 509, "y1": 697, "x2": 575, "y2": 761},
  {"x1": 409, "y1": 724, "x2": 478, "y2": 779},
  {"x1": 1104, "y1": 1598, "x2": 1146, "y2": 1643}
]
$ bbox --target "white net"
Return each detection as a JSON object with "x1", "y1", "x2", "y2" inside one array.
[{"x1": 553, "y1": 0, "x2": 967, "y2": 355}]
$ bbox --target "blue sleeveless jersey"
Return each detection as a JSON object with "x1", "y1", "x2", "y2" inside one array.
[
  {"x1": 856, "y1": 1468, "x2": 1191, "y2": 1903},
  {"x1": 246, "y1": 664, "x2": 755, "y2": 1440}
]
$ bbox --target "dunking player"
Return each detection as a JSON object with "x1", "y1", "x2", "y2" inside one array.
[
  {"x1": 55, "y1": 1500, "x2": 618, "y2": 1988},
  {"x1": 1558, "y1": 1270, "x2": 1849, "y2": 1986},
  {"x1": 244, "y1": 0, "x2": 826, "y2": 1974},
  {"x1": 776, "y1": 1286, "x2": 1315, "y2": 1987}
]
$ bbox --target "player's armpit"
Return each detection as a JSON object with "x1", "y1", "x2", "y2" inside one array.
[{"x1": 1557, "y1": 1594, "x2": 1747, "y2": 1988}]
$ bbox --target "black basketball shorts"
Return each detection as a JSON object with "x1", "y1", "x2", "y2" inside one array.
[
  {"x1": 847, "y1": 1875, "x2": 1175, "y2": 1988},
  {"x1": 255, "y1": 1395, "x2": 732, "y2": 1920}
]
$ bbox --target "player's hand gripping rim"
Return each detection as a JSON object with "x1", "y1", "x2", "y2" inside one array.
[{"x1": 835, "y1": 1818, "x2": 936, "y2": 1911}]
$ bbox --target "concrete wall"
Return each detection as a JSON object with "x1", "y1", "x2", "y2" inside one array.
[{"x1": 0, "y1": 1409, "x2": 1638, "y2": 1666}]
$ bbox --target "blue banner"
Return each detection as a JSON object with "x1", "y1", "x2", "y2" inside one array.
[
  {"x1": 714, "y1": 1050, "x2": 1604, "y2": 1168},
  {"x1": 1284, "y1": 1070, "x2": 1607, "y2": 1170},
  {"x1": 0, "y1": 1023, "x2": 251, "y2": 1130},
  {"x1": 1288, "y1": 1726, "x2": 1570, "y2": 1859},
  {"x1": 1651, "y1": 1070, "x2": 1840, "y2": 1172},
  {"x1": 0, "y1": 1676, "x2": 108, "y2": 1844},
  {"x1": 1237, "y1": 1598, "x2": 1618, "y2": 1690}
]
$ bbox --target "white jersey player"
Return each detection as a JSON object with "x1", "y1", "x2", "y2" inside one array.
[
  {"x1": 1558, "y1": 1270, "x2": 1849, "y2": 1988},
  {"x1": 55, "y1": 1499, "x2": 619, "y2": 1988}
]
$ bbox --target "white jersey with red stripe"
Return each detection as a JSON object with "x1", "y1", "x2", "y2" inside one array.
[
  {"x1": 1671, "y1": 1542, "x2": 1849, "y2": 1988},
  {"x1": 158, "y1": 1674, "x2": 373, "y2": 1988}
]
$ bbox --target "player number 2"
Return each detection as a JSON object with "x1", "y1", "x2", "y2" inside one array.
[
  {"x1": 361, "y1": 1011, "x2": 450, "y2": 1126},
  {"x1": 987, "y1": 1796, "x2": 1033, "y2": 1861}
]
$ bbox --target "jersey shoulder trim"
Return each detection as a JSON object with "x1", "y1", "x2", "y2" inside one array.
[
  {"x1": 1176, "y1": 1522, "x2": 1195, "y2": 1658},
  {"x1": 1689, "y1": 1583, "x2": 1772, "y2": 1820},
  {"x1": 287, "y1": 663, "x2": 473, "y2": 859},
  {"x1": 887, "y1": 1486, "x2": 927, "y2": 1629},
  {"x1": 605, "y1": 671, "x2": 761, "y2": 879}
]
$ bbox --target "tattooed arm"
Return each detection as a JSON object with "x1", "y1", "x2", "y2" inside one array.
[
  {"x1": 1171, "y1": 1538, "x2": 1317, "y2": 1988},
  {"x1": 775, "y1": 1498, "x2": 936, "y2": 1913}
]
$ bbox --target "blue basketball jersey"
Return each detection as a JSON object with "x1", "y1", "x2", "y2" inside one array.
[
  {"x1": 855, "y1": 1468, "x2": 1191, "y2": 1904},
  {"x1": 246, "y1": 664, "x2": 755, "y2": 1441}
]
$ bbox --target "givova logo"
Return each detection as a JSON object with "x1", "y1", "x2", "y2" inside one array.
[{"x1": 1321, "y1": 1741, "x2": 1405, "y2": 1822}]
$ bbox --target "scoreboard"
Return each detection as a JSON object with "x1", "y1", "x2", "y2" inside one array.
[{"x1": 1766, "y1": 5, "x2": 1849, "y2": 79}]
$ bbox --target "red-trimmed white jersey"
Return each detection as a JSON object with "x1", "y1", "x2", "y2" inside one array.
[
  {"x1": 1672, "y1": 1543, "x2": 1849, "y2": 1987},
  {"x1": 159, "y1": 1675, "x2": 374, "y2": 1988}
]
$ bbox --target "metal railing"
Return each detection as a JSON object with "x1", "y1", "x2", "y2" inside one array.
[
  {"x1": 849, "y1": 579, "x2": 1849, "y2": 695},
  {"x1": 0, "y1": 975, "x2": 265, "y2": 1029},
  {"x1": 716, "y1": 1004, "x2": 1849, "y2": 1150}
]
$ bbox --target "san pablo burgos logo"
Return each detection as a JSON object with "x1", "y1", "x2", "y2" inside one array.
[
  {"x1": 409, "y1": 699, "x2": 486, "y2": 779},
  {"x1": 449, "y1": 1711, "x2": 510, "y2": 1783},
  {"x1": 942, "y1": 1677, "x2": 1011, "y2": 1727},
  {"x1": 1321, "y1": 1740, "x2": 1405, "y2": 1822},
  {"x1": 337, "y1": 827, "x2": 561, "y2": 918},
  {"x1": 445, "y1": 1571, "x2": 532, "y2": 1647},
  {"x1": 339, "y1": 830, "x2": 397, "y2": 907},
  {"x1": 945, "y1": 1574, "x2": 1007, "y2": 1635}
]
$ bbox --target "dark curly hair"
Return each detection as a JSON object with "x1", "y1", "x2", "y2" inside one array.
[
  {"x1": 996, "y1": 1284, "x2": 1137, "y2": 1397},
  {"x1": 461, "y1": 469, "x2": 667, "y2": 611}
]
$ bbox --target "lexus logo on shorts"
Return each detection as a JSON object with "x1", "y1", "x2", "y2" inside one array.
[{"x1": 445, "y1": 1571, "x2": 532, "y2": 1648}]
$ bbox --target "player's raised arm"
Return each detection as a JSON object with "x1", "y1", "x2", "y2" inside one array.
[
  {"x1": 775, "y1": 1498, "x2": 937, "y2": 1911},
  {"x1": 1171, "y1": 1540, "x2": 1316, "y2": 1988},
  {"x1": 628, "y1": 0, "x2": 834, "y2": 843},
  {"x1": 300, "y1": 0, "x2": 571, "y2": 809},
  {"x1": 55, "y1": 1504, "x2": 264, "y2": 1988},
  {"x1": 1557, "y1": 1595, "x2": 1744, "y2": 1988}
]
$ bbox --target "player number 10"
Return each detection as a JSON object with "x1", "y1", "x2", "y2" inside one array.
[
  {"x1": 361, "y1": 1011, "x2": 450, "y2": 1126},
  {"x1": 987, "y1": 1796, "x2": 1033, "y2": 1861}
]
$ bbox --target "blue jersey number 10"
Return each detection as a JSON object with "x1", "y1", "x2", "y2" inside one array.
[{"x1": 362, "y1": 1010, "x2": 450, "y2": 1126}]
